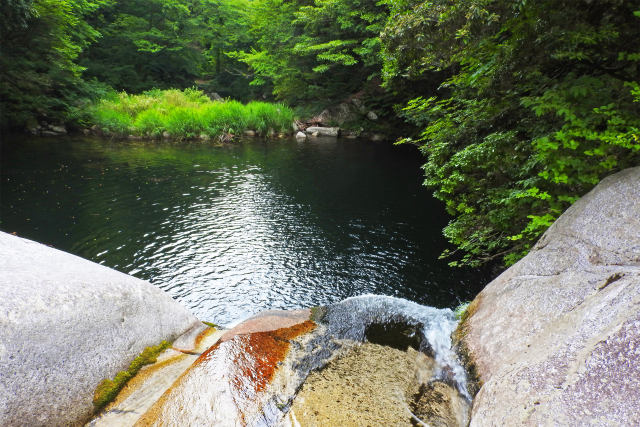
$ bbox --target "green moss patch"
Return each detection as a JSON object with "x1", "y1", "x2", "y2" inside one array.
[
  {"x1": 452, "y1": 297, "x2": 483, "y2": 396},
  {"x1": 93, "y1": 340, "x2": 171, "y2": 412},
  {"x1": 202, "y1": 321, "x2": 219, "y2": 328},
  {"x1": 454, "y1": 301, "x2": 471, "y2": 321}
]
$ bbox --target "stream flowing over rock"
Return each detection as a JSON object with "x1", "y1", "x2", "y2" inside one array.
[
  {"x1": 136, "y1": 296, "x2": 471, "y2": 426},
  {"x1": 0, "y1": 232, "x2": 201, "y2": 426},
  {"x1": 460, "y1": 167, "x2": 640, "y2": 425}
]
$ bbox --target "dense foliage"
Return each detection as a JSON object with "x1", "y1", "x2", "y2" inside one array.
[
  {"x1": 382, "y1": 0, "x2": 640, "y2": 266},
  {"x1": 2, "y1": 0, "x2": 639, "y2": 266},
  {"x1": 0, "y1": 0, "x2": 104, "y2": 128},
  {"x1": 232, "y1": 0, "x2": 389, "y2": 106},
  {"x1": 78, "y1": 0, "x2": 255, "y2": 97}
]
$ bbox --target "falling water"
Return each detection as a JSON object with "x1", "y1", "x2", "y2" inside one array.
[{"x1": 320, "y1": 295, "x2": 470, "y2": 399}]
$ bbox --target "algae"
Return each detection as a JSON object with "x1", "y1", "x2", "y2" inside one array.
[
  {"x1": 451, "y1": 297, "x2": 482, "y2": 396},
  {"x1": 202, "y1": 321, "x2": 219, "y2": 328},
  {"x1": 93, "y1": 340, "x2": 171, "y2": 412},
  {"x1": 453, "y1": 302, "x2": 470, "y2": 321},
  {"x1": 309, "y1": 306, "x2": 327, "y2": 323}
]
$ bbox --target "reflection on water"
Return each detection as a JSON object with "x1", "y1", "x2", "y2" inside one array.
[{"x1": 0, "y1": 136, "x2": 492, "y2": 326}]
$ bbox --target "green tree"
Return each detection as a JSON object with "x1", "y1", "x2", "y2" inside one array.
[
  {"x1": 383, "y1": 0, "x2": 640, "y2": 266},
  {"x1": 78, "y1": 0, "x2": 203, "y2": 92},
  {"x1": 0, "y1": 0, "x2": 104, "y2": 128},
  {"x1": 234, "y1": 0, "x2": 389, "y2": 106},
  {"x1": 194, "y1": 0, "x2": 259, "y2": 100}
]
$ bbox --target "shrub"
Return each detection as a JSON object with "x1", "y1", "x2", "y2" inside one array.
[{"x1": 133, "y1": 109, "x2": 166, "y2": 137}]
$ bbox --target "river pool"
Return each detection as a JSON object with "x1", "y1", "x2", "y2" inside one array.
[{"x1": 0, "y1": 135, "x2": 492, "y2": 325}]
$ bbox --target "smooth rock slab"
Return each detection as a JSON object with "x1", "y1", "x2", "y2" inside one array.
[
  {"x1": 89, "y1": 326, "x2": 225, "y2": 427},
  {"x1": 0, "y1": 232, "x2": 200, "y2": 426},
  {"x1": 461, "y1": 167, "x2": 640, "y2": 426}
]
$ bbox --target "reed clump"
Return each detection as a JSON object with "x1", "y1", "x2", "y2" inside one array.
[{"x1": 89, "y1": 88, "x2": 295, "y2": 140}]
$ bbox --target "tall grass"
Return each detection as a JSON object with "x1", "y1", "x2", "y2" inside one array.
[{"x1": 88, "y1": 88, "x2": 295, "y2": 140}]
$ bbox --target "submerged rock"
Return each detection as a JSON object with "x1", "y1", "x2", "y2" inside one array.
[
  {"x1": 0, "y1": 232, "x2": 201, "y2": 426},
  {"x1": 287, "y1": 342, "x2": 469, "y2": 427},
  {"x1": 460, "y1": 167, "x2": 640, "y2": 425}
]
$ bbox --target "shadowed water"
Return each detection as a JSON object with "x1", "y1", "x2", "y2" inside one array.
[{"x1": 1, "y1": 135, "x2": 492, "y2": 326}]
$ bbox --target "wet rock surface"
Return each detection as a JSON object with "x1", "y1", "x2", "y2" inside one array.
[
  {"x1": 136, "y1": 311, "x2": 316, "y2": 426},
  {"x1": 286, "y1": 342, "x2": 469, "y2": 427},
  {"x1": 0, "y1": 232, "x2": 201, "y2": 426},
  {"x1": 411, "y1": 381, "x2": 471, "y2": 427},
  {"x1": 89, "y1": 326, "x2": 225, "y2": 426},
  {"x1": 134, "y1": 296, "x2": 470, "y2": 426},
  {"x1": 461, "y1": 167, "x2": 640, "y2": 426}
]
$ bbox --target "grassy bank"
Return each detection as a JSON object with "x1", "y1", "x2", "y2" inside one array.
[{"x1": 88, "y1": 88, "x2": 295, "y2": 140}]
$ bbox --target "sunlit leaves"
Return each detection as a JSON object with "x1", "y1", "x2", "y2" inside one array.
[{"x1": 386, "y1": 0, "x2": 640, "y2": 267}]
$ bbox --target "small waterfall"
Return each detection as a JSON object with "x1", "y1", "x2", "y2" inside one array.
[{"x1": 322, "y1": 294, "x2": 470, "y2": 399}]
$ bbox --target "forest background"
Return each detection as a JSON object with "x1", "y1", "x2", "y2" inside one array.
[{"x1": 1, "y1": 0, "x2": 639, "y2": 267}]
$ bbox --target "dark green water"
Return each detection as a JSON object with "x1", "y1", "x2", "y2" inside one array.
[{"x1": 1, "y1": 135, "x2": 491, "y2": 325}]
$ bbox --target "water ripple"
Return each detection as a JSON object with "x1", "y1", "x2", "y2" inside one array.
[{"x1": 0, "y1": 136, "x2": 494, "y2": 326}]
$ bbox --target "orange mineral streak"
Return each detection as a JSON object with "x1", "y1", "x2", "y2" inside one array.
[
  {"x1": 238, "y1": 320, "x2": 315, "y2": 396},
  {"x1": 197, "y1": 320, "x2": 315, "y2": 398},
  {"x1": 194, "y1": 326, "x2": 216, "y2": 349},
  {"x1": 136, "y1": 320, "x2": 315, "y2": 426}
]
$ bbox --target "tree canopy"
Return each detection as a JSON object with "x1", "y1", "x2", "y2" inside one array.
[
  {"x1": 383, "y1": 0, "x2": 640, "y2": 265},
  {"x1": 1, "y1": 0, "x2": 638, "y2": 267}
]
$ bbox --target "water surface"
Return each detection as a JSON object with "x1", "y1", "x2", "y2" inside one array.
[{"x1": 1, "y1": 135, "x2": 491, "y2": 325}]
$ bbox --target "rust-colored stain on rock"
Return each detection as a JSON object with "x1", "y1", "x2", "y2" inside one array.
[
  {"x1": 220, "y1": 309, "x2": 312, "y2": 342},
  {"x1": 137, "y1": 318, "x2": 315, "y2": 426},
  {"x1": 199, "y1": 320, "x2": 315, "y2": 397}
]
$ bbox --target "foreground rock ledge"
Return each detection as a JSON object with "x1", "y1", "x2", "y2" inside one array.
[
  {"x1": 0, "y1": 232, "x2": 201, "y2": 426},
  {"x1": 460, "y1": 167, "x2": 640, "y2": 426},
  {"x1": 134, "y1": 297, "x2": 470, "y2": 426}
]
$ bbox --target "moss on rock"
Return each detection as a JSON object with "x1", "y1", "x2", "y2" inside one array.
[
  {"x1": 201, "y1": 321, "x2": 219, "y2": 329},
  {"x1": 93, "y1": 340, "x2": 171, "y2": 412},
  {"x1": 452, "y1": 296, "x2": 483, "y2": 397}
]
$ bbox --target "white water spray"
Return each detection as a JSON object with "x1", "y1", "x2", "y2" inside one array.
[{"x1": 330, "y1": 294, "x2": 471, "y2": 400}]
